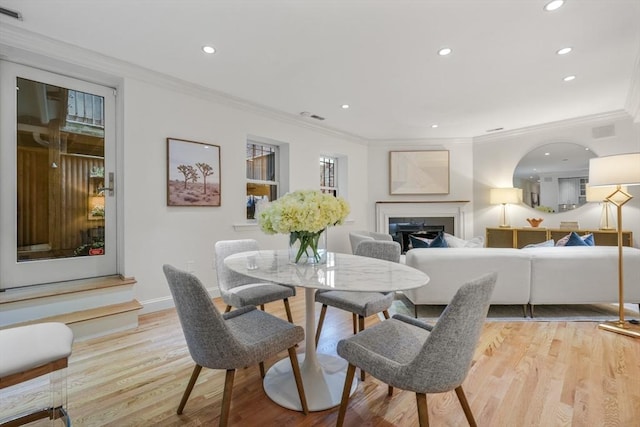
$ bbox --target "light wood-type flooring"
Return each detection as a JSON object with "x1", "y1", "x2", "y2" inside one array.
[{"x1": 6, "y1": 293, "x2": 640, "y2": 426}]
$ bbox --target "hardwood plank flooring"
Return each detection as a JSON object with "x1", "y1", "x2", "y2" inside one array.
[{"x1": 3, "y1": 294, "x2": 639, "y2": 426}]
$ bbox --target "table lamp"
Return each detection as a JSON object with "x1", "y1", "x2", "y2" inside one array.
[
  {"x1": 489, "y1": 187, "x2": 522, "y2": 228},
  {"x1": 585, "y1": 184, "x2": 627, "y2": 230},
  {"x1": 588, "y1": 152, "x2": 640, "y2": 338}
]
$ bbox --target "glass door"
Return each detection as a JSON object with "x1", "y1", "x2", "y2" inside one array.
[{"x1": 0, "y1": 61, "x2": 117, "y2": 288}]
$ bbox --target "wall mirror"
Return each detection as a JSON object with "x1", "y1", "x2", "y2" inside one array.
[{"x1": 513, "y1": 142, "x2": 596, "y2": 213}]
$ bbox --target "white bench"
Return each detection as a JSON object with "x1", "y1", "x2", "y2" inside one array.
[{"x1": 0, "y1": 322, "x2": 74, "y2": 426}]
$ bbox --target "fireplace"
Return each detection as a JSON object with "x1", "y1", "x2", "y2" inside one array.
[
  {"x1": 389, "y1": 217, "x2": 454, "y2": 252},
  {"x1": 376, "y1": 201, "x2": 469, "y2": 252}
]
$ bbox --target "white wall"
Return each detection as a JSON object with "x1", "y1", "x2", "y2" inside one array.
[
  {"x1": 366, "y1": 139, "x2": 476, "y2": 238},
  {"x1": 121, "y1": 77, "x2": 370, "y2": 312},
  {"x1": 473, "y1": 112, "x2": 640, "y2": 246}
]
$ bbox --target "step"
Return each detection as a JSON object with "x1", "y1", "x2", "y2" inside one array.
[
  {"x1": 0, "y1": 275, "x2": 137, "y2": 304},
  {"x1": 3, "y1": 300, "x2": 144, "y2": 341},
  {"x1": 0, "y1": 276, "x2": 137, "y2": 327},
  {"x1": 0, "y1": 276, "x2": 141, "y2": 340}
]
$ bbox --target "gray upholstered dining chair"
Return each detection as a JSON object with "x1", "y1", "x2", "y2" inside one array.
[
  {"x1": 335, "y1": 272, "x2": 497, "y2": 427},
  {"x1": 348, "y1": 230, "x2": 393, "y2": 254},
  {"x1": 214, "y1": 239, "x2": 296, "y2": 322},
  {"x1": 315, "y1": 240, "x2": 401, "y2": 380},
  {"x1": 162, "y1": 264, "x2": 308, "y2": 426}
]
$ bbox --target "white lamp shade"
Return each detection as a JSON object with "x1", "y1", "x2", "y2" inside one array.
[
  {"x1": 588, "y1": 153, "x2": 640, "y2": 186},
  {"x1": 585, "y1": 184, "x2": 628, "y2": 202},
  {"x1": 490, "y1": 187, "x2": 522, "y2": 204}
]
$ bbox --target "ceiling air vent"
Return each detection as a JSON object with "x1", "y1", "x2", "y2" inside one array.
[
  {"x1": 592, "y1": 124, "x2": 615, "y2": 139},
  {"x1": 300, "y1": 111, "x2": 325, "y2": 121},
  {"x1": 0, "y1": 7, "x2": 22, "y2": 20}
]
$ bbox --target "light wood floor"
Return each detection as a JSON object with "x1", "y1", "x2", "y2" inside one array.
[{"x1": 8, "y1": 293, "x2": 640, "y2": 426}]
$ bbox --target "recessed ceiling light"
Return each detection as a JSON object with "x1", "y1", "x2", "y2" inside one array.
[
  {"x1": 544, "y1": 152, "x2": 550, "y2": 156},
  {"x1": 544, "y1": 0, "x2": 564, "y2": 12},
  {"x1": 341, "y1": 104, "x2": 350, "y2": 109},
  {"x1": 202, "y1": 46, "x2": 216, "y2": 54},
  {"x1": 563, "y1": 75, "x2": 576, "y2": 82},
  {"x1": 557, "y1": 47, "x2": 572, "y2": 55},
  {"x1": 585, "y1": 147, "x2": 590, "y2": 151},
  {"x1": 431, "y1": 124, "x2": 438, "y2": 128},
  {"x1": 438, "y1": 47, "x2": 452, "y2": 56}
]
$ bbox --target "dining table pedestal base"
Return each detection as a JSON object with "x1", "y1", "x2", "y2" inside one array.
[{"x1": 263, "y1": 352, "x2": 358, "y2": 412}]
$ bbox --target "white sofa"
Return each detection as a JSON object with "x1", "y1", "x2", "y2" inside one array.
[{"x1": 404, "y1": 246, "x2": 640, "y2": 316}]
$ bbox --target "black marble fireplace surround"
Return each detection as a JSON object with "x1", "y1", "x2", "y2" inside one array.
[{"x1": 389, "y1": 216, "x2": 454, "y2": 252}]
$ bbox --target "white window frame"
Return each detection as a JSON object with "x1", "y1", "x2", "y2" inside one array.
[
  {"x1": 320, "y1": 155, "x2": 339, "y2": 196},
  {"x1": 246, "y1": 139, "x2": 281, "y2": 221}
]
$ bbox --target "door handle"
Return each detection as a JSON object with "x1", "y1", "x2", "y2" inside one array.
[{"x1": 97, "y1": 172, "x2": 114, "y2": 196}]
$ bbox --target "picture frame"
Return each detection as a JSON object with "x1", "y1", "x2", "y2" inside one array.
[
  {"x1": 167, "y1": 138, "x2": 221, "y2": 206},
  {"x1": 389, "y1": 150, "x2": 450, "y2": 195}
]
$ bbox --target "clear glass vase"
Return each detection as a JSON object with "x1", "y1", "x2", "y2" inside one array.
[{"x1": 289, "y1": 229, "x2": 327, "y2": 264}]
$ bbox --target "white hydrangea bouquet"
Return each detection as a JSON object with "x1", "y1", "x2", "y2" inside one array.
[{"x1": 258, "y1": 190, "x2": 350, "y2": 263}]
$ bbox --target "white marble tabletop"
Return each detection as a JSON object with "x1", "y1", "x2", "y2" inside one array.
[{"x1": 223, "y1": 250, "x2": 429, "y2": 292}]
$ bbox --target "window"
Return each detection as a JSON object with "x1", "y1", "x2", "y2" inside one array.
[
  {"x1": 246, "y1": 141, "x2": 278, "y2": 219},
  {"x1": 320, "y1": 155, "x2": 337, "y2": 196}
]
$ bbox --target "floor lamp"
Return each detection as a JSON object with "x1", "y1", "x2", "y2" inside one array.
[{"x1": 588, "y1": 153, "x2": 640, "y2": 338}]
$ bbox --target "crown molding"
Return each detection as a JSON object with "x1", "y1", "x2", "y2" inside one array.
[
  {"x1": 472, "y1": 110, "x2": 632, "y2": 144},
  {"x1": 367, "y1": 137, "x2": 472, "y2": 148},
  {"x1": 0, "y1": 24, "x2": 368, "y2": 145}
]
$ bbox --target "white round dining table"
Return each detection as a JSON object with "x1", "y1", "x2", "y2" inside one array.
[{"x1": 224, "y1": 250, "x2": 430, "y2": 412}]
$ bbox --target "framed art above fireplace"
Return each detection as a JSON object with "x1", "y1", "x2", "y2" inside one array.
[{"x1": 389, "y1": 150, "x2": 449, "y2": 194}]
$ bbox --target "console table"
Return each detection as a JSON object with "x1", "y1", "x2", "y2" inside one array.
[{"x1": 486, "y1": 227, "x2": 633, "y2": 248}]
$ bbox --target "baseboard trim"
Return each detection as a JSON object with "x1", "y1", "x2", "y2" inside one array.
[{"x1": 140, "y1": 287, "x2": 220, "y2": 314}]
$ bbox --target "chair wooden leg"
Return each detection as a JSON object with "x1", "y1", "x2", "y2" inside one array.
[
  {"x1": 416, "y1": 392, "x2": 429, "y2": 427},
  {"x1": 455, "y1": 386, "x2": 477, "y2": 427},
  {"x1": 382, "y1": 310, "x2": 390, "y2": 319},
  {"x1": 388, "y1": 385, "x2": 394, "y2": 396},
  {"x1": 225, "y1": 305, "x2": 232, "y2": 313},
  {"x1": 259, "y1": 362, "x2": 265, "y2": 378},
  {"x1": 522, "y1": 304, "x2": 527, "y2": 318},
  {"x1": 315, "y1": 304, "x2": 328, "y2": 347},
  {"x1": 352, "y1": 313, "x2": 357, "y2": 334},
  {"x1": 358, "y1": 315, "x2": 366, "y2": 381},
  {"x1": 260, "y1": 304, "x2": 265, "y2": 311},
  {"x1": 219, "y1": 369, "x2": 235, "y2": 427},
  {"x1": 283, "y1": 298, "x2": 294, "y2": 323},
  {"x1": 336, "y1": 364, "x2": 356, "y2": 427},
  {"x1": 288, "y1": 347, "x2": 309, "y2": 415},
  {"x1": 177, "y1": 364, "x2": 202, "y2": 414}
]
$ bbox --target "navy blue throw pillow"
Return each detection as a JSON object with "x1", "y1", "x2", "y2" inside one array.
[
  {"x1": 409, "y1": 232, "x2": 449, "y2": 248},
  {"x1": 430, "y1": 232, "x2": 449, "y2": 247},
  {"x1": 582, "y1": 233, "x2": 595, "y2": 246},
  {"x1": 566, "y1": 231, "x2": 589, "y2": 247}
]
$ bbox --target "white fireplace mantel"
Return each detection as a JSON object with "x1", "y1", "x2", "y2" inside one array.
[{"x1": 375, "y1": 201, "x2": 470, "y2": 238}]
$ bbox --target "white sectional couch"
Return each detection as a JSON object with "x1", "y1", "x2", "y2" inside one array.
[{"x1": 404, "y1": 246, "x2": 640, "y2": 317}]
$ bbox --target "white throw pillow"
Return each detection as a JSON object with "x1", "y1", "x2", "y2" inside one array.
[
  {"x1": 523, "y1": 239, "x2": 555, "y2": 249},
  {"x1": 444, "y1": 233, "x2": 485, "y2": 248}
]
